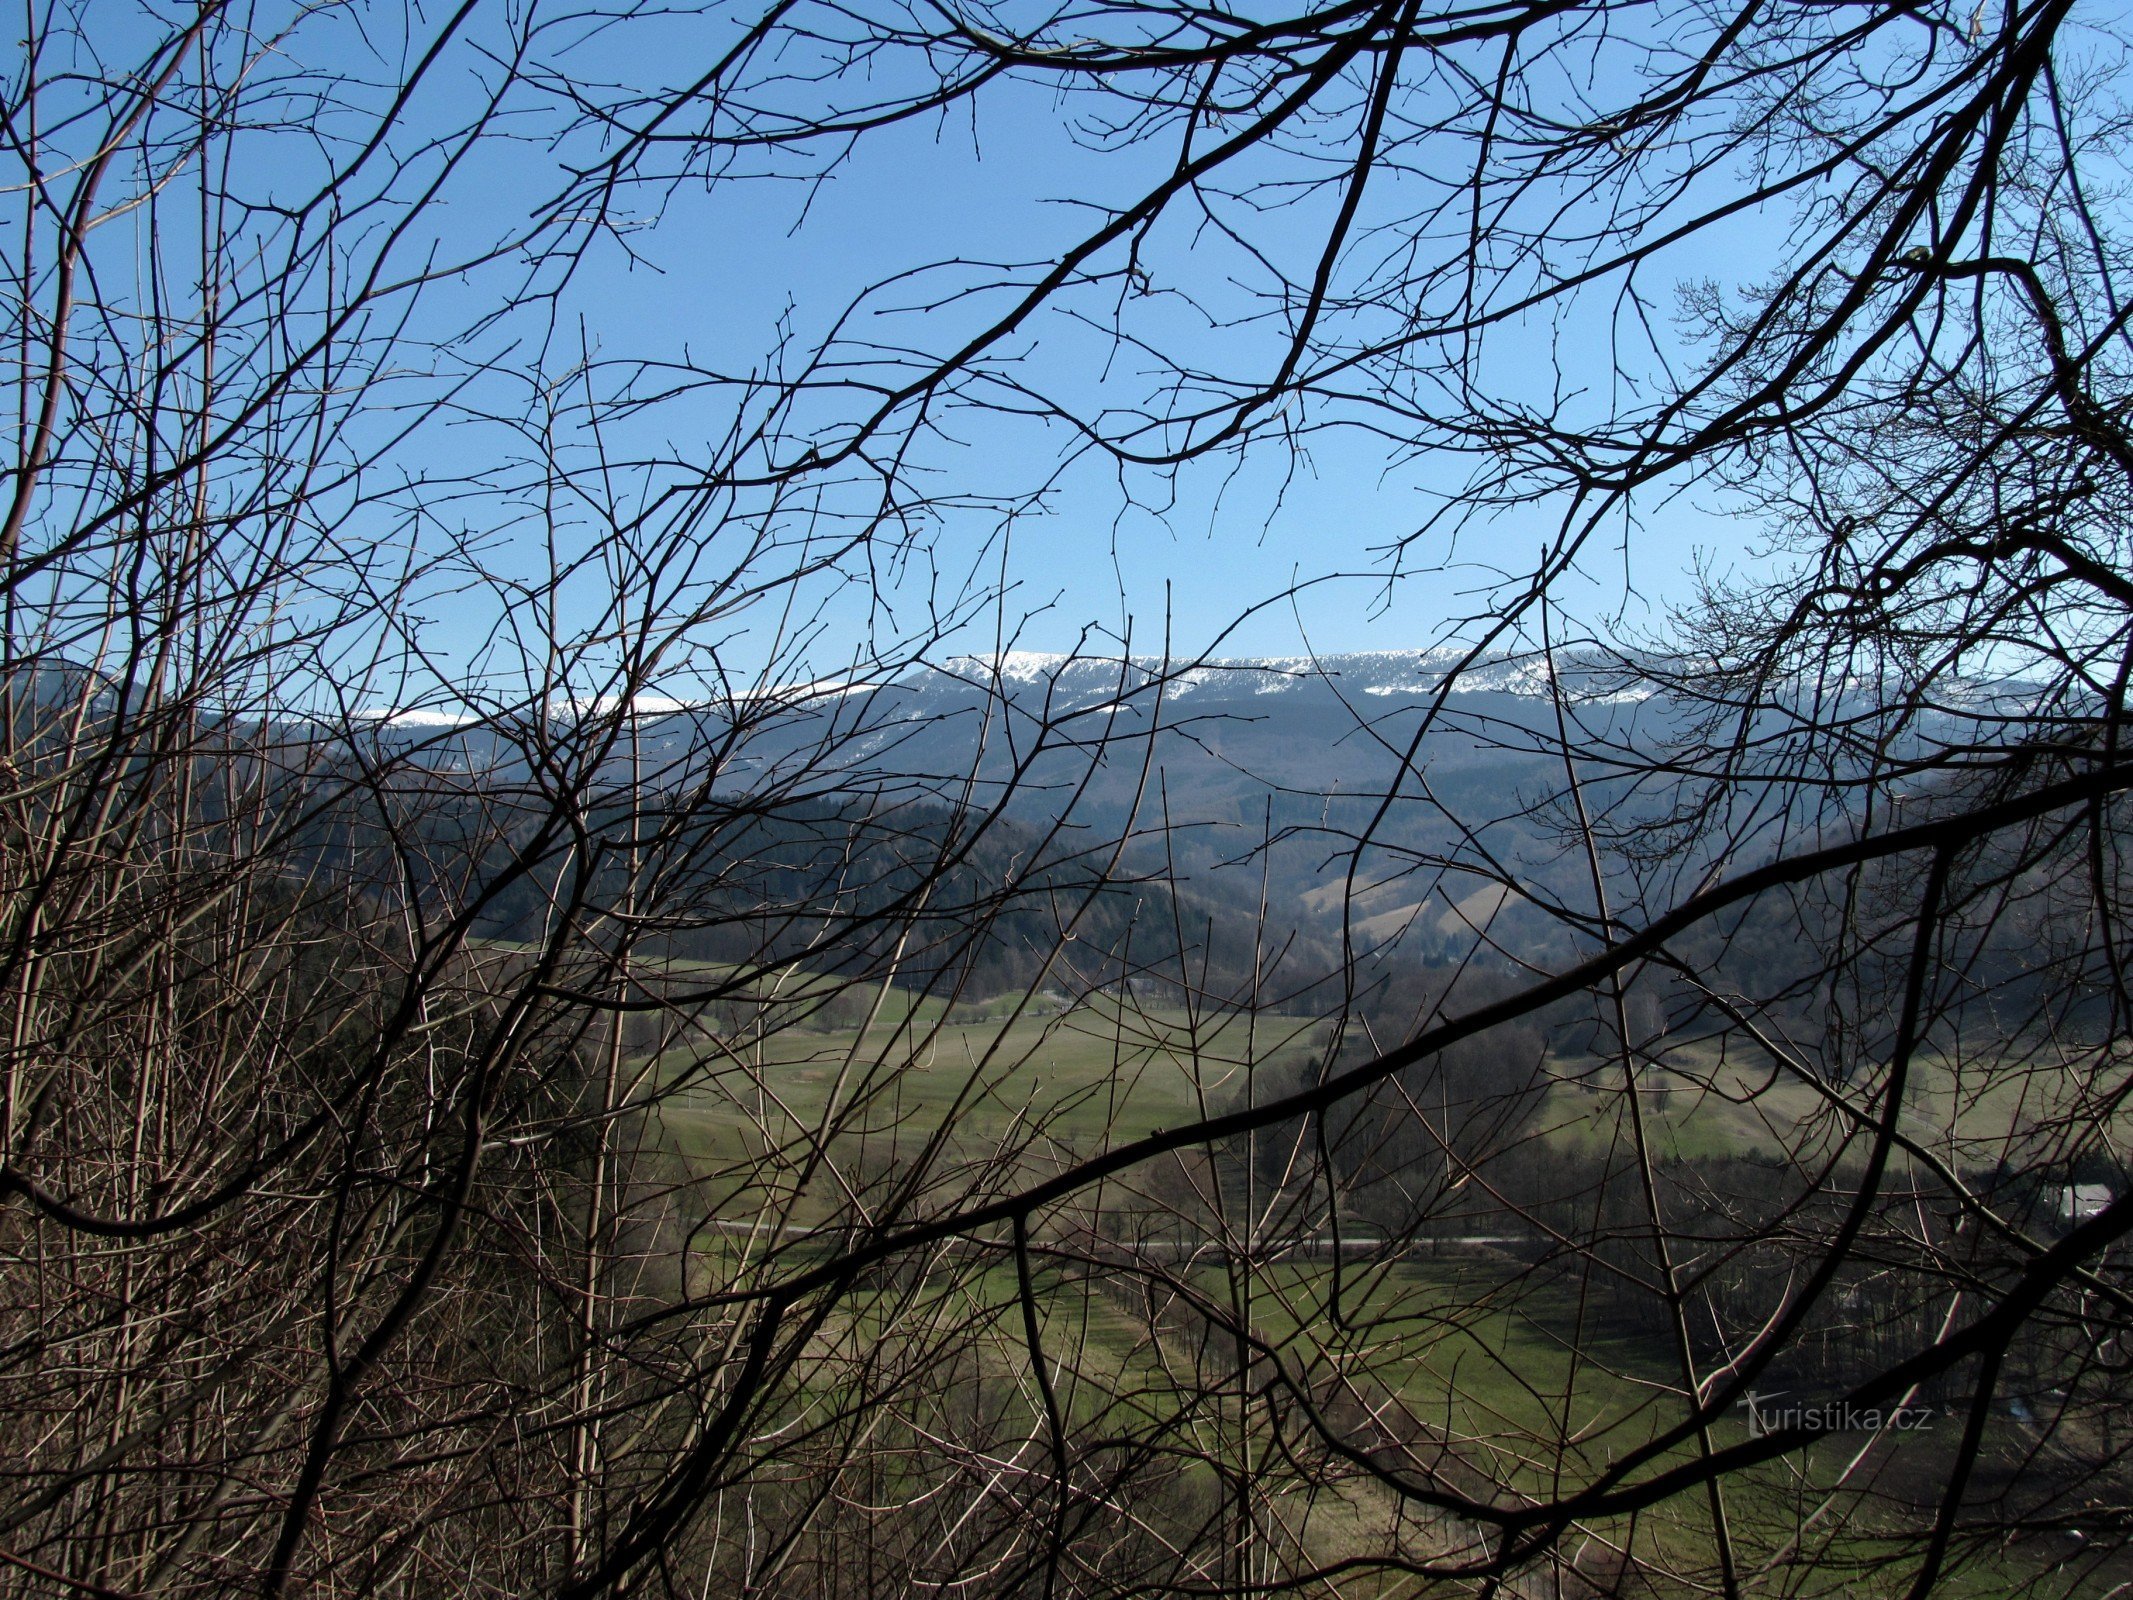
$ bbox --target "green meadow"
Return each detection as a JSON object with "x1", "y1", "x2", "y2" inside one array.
[{"x1": 642, "y1": 983, "x2": 2127, "y2": 1596}]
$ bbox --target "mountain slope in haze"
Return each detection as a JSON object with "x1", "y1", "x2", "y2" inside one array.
[
  {"x1": 613, "y1": 649, "x2": 1677, "y2": 967},
  {"x1": 350, "y1": 646, "x2": 2011, "y2": 970}
]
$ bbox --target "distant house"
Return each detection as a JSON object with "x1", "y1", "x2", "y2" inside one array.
[{"x1": 2060, "y1": 1184, "x2": 2114, "y2": 1225}]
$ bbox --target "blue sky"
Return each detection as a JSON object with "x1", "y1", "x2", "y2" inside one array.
[
  {"x1": 489, "y1": 62, "x2": 1772, "y2": 678},
  {"x1": 33, "y1": 0, "x2": 1791, "y2": 712}
]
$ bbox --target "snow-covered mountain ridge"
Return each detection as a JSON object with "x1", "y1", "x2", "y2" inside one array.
[
  {"x1": 345, "y1": 649, "x2": 1652, "y2": 727},
  {"x1": 918, "y1": 648, "x2": 1644, "y2": 708}
]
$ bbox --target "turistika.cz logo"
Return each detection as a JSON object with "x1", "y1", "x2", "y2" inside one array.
[{"x1": 1741, "y1": 1392, "x2": 1937, "y2": 1436}]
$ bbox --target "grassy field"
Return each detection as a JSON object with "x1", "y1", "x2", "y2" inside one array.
[
  {"x1": 1535, "y1": 1034, "x2": 2133, "y2": 1168},
  {"x1": 654, "y1": 985, "x2": 1331, "y2": 1221},
  {"x1": 629, "y1": 948, "x2": 2126, "y2": 1179},
  {"x1": 646, "y1": 985, "x2": 2129, "y2": 1595}
]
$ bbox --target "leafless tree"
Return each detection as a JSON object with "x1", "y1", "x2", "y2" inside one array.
[{"x1": 6, "y1": 0, "x2": 2133, "y2": 1595}]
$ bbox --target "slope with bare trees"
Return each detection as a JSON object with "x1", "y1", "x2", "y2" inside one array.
[{"x1": 7, "y1": 0, "x2": 2133, "y2": 1593}]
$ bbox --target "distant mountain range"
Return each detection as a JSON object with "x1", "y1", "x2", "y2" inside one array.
[
  {"x1": 330, "y1": 648, "x2": 1665, "y2": 966},
  {"x1": 623, "y1": 646, "x2": 1665, "y2": 784},
  {"x1": 6, "y1": 644, "x2": 2061, "y2": 1010},
  {"x1": 627, "y1": 649, "x2": 1682, "y2": 963},
  {"x1": 311, "y1": 646, "x2": 2031, "y2": 963}
]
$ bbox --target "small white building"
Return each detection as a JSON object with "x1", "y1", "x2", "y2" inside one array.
[{"x1": 2060, "y1": 1184, "x2": 2114, "y2": 1225}]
